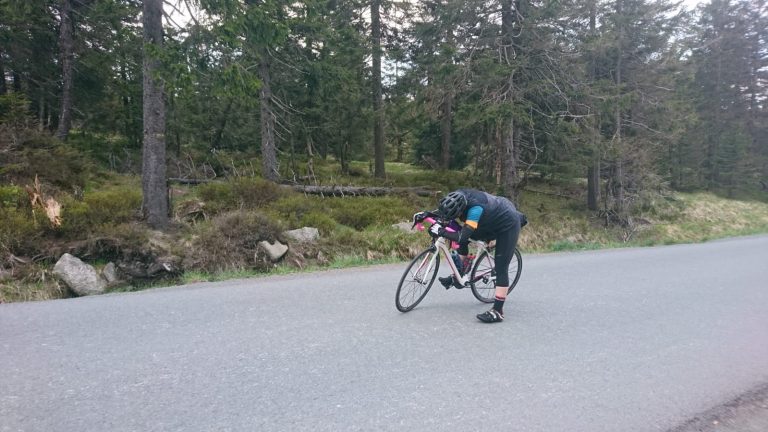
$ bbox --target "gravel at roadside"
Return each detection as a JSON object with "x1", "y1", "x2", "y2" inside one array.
[{"x1": 669, "y1": 383, "x2": 768, "y2": 432}]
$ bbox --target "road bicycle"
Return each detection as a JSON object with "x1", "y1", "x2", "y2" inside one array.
[{"x1": 395, "y1": 212, "x2": 523, "y2": 312}]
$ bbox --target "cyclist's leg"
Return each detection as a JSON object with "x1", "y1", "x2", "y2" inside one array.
[
  {"x1": 477, "y1": 218, "x2": 520, "y2": 322},
  {"x1": 439, "y1": 243, "x2": 470, "y2": 288},
  {"x1": 457, "y1": 243, "x2": 469, "y2": 275}
]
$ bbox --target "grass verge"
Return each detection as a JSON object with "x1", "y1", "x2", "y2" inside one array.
[{"x1": 2, "y1": 162, "x2": 768, "y2": 302}]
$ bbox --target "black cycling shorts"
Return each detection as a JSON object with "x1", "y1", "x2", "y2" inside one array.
[
  {"x1": 457, "y1": 215, "x2": 520, "y2": 287},
  {"x1": 492, "y1": 221, "x2": 520, "y2": 287}
]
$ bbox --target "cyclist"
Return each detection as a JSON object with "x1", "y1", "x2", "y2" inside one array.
[{"x1": 426, "y1": 189, "x2": 526, "y2": 323}]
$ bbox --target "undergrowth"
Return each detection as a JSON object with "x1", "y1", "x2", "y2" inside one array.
[{"x1": 2, "y1": 155, "x2": 768, "y2": 303}]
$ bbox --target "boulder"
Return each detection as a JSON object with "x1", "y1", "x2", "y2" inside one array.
[
  {"x1": 117, "y1": 256, "x2": 182, "y2": 280},
  {"x1": 146, "y1": 256, "x2": 182, "y2": 278},
  {"x1": 317, "y1": 251, "x2": 329, "y2": 265},
  {"x1": 283, "y1": 227, "x2": 320, "y2": 243},
  {"x1": 258, "y1": 240, "x2": 289, "y2": 262},
  {"x1": 392, "y1": 221, "x2": 417, "y2": 233},
  {"x1": 53, "y1": 253, "x2": 107, "y2": 296},
  {"x1": 101, "y1": 262, "x2": 120, "y2": 285}
]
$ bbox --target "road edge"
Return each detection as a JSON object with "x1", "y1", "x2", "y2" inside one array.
[{"x1": 667, "y1": 382, "x2": 768, "y2": 432}]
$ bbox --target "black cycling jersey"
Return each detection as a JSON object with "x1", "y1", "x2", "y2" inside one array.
[{"x1": 457, "y1": 189, "x2": 521, "y2": 241}]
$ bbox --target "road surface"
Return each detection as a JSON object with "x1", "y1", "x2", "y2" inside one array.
[{"x1": 2, "y1": 235, "x2": 768, "y2": 431}]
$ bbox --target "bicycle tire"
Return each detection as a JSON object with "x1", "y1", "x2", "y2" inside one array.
[
  {"x1": 396, "y1": 247, "x2": 440, "y2": 312},
  {"x1": 469, "y1": 248, "x2": 523, "y2": 303}
]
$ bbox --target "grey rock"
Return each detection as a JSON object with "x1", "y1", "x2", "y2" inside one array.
[
  {"x1": 117, "y1": 256, "x2": 181, "y2": 281},
  {"x1": 117, "y1": 262, "x2": 149, "y2": 279},
  {"x1": 53, "y1": 253, "x2": 107, "y2": 296},
  {"x1": 259, "y1": 240, "x2": 289, "y2": 262},
  {"x1": 392, "y1": 221, "x2": 417, "y2": 233},
  {"x1": 147, "y1": 256, "x2": 182, "y2": 277},
  {"x1": 317, "y1": 251, "x2": 329, "y2": 265},
  {"x1": 283, "y1": 227, "x2": 320, "y2": 243},
  {"x1": 101, "y1": 262, "x2": 120, "y2": 285}
]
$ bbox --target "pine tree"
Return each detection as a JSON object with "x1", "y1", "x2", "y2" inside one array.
[{"x1": 142, "y1": 0, "x2": 168, "y2": 228}]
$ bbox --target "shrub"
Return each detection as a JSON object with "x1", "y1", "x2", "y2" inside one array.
[
  {"x1": 186, "y1": 210, "x2": 285, "y2": 272},
  {"x1": 271, "y1": 195, "x2": 320, "y2": 227},
  {"x1": 231, "y1": 177, "x2": 285, "y2": 208},
  {"x1": 0, "y1": 207, "x2": 45, "y2": 256},
  {"x1": 0, "y1": 134, "x2": 91, "y2": 190},
  {"x1": 83, "y1": 186, "x2": 142, "y2": 225},
  {"x1": 0, "y1": 185, "x2": 25, "y2": 209},
  {"x1": 58, "y1": 186, "x2": 141, "y2": 238},
  {"x1": 58, "y1": 196, "x2": 91, "y2": 237},
  {"x1": 328, "y1": 197, "x2": 412, "y2": 230},
  {"x1": 197, "y1": 181, "x2": 237, "y2": 213},
  {"x1": 197, "y1": 178, "x2": 285, "y2": 215},
  {"x1": 318, "y1": 225, "x2": 427, "y2": 263},
  {"x1": 272, "y1": 194, "x2": 415, "y2": 231},
  {"x1": 300, "y1": 211, "x2": 337, "y2": 235}
]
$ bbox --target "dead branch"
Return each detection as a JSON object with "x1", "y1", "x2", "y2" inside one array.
[{"x1": 523, "y1": 187, "x2": 579, "y2": 200}]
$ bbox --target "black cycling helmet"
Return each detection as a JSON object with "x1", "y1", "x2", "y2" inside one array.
[{"x1": 438, "y1": 191, "x2": 467, "y2": 220}]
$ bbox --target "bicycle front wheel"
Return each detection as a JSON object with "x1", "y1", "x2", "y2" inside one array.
[
  {"x1": 396, "y1": 248, "x2": 440, "y2": 312},
  {"x1": 469, "y1": 248, "x2": 523, "y2": 303}
]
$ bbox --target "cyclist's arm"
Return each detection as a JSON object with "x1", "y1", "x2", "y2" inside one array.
[{"x1": 442, "y1": 206, "x2": 483, "y2": 244}]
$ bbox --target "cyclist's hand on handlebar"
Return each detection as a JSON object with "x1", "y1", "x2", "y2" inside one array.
[
  {"x1": 412, "y1": 211, "x2": 426, "y2": 228},
  {"x1": 429, "y1": 223, "x2": 444, "y2": 238}
]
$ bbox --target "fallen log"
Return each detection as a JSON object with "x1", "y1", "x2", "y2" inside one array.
[
  {"x1": 166, "y1": 178, "x2": 439, "y2": 198},
  {"x1": 167, "y1": 177, "x2": 213, "y2": 185},
  {"x1": 288, "y1": 185, "x2": 438, "y2": 197}
]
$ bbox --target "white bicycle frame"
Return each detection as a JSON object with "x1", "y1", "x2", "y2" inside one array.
[{"x1": 416, "y1": 236, "x2": 493, "y2": 287}]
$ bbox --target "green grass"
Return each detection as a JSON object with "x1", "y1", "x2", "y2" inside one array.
[
  {"x1": 166, "y1": 254, "x2": 402, "y2": 287},
  {"x1": 549, "y1": 240, "x2": 606, "y2": 252}
]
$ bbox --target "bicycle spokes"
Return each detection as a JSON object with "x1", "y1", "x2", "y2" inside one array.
[{"x1": 396, "y1": 249, "x2": 440, "y2": 312}]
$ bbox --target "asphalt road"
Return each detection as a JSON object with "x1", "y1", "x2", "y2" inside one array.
[{"x1": 2, "y1": 235, "x2": 768, "y2": 432}]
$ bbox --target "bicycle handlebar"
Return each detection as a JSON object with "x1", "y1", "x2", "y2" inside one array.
[{"x1": 413, "y1": 215, "x2": 459, "y2": 249}]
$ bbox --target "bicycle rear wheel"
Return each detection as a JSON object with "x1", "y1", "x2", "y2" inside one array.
[
  {"x1": 469, "y1": 248, "x2": 522, "y2": 303},
  {"x1": 396, "y1": 248, "x2": 440, "y2": 312}
]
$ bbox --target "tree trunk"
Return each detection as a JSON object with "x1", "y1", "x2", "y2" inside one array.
[
  {"x1": 395, "y1": 134, "x2": 404, "y2": 163},
  {"x1": 306, "y1": 133, "x2": 316, "y2": 182},
  {"x1": 259, "y1": 49, "x2": 279, "y2": 182},
  {"x1": 371, "y1": 0, "x2": 386, "y2": 178},
  {"x1": 38, "y1": 92, "x2": 45, "y2": 132},
  {"x1": 340, "y1": 139, "x2": 350, "y2": 175},
  {"x1": 12, "y1": 72, "x2": 21, "y2": 93},
  {"x1": 440, "y1": 26, "x2": 456, "y2": 171},
  {"x1": 141, "y1": 0, "x2": 168, "y2": 228},
  {"x1": 440, "y1": 92, "x2": 453, "y2": 169},
  {"x1": 212, "y1": 98, "x2": 234, "y2": 149},
  {"x1": 494, "y1": 125, "x2": 503, "y2": 188},
  {"x1": 55, "y1": 0, "x2": 75, "y2": 141},
  {"x1": 613, "y1": 0, "x2": 625, "y2": 214},
  {"x1": 0, "y1": 51, "x2": 6, "y2": 95},
  {"x1": 587, "y1": 162, "x2": 600, "y2": 211},
  {"x1": 502, "y1": 114, "x2": 518, "y2": 198},
  {"x1": 586, "y1": 0, "x2": 600, "y2": 211},
  {"x1": 499, "y1": 0, "x2": 520, "y2": 198},
  {"x1": 707, "y1": 30, "x2": 721, "y2": 190}
]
